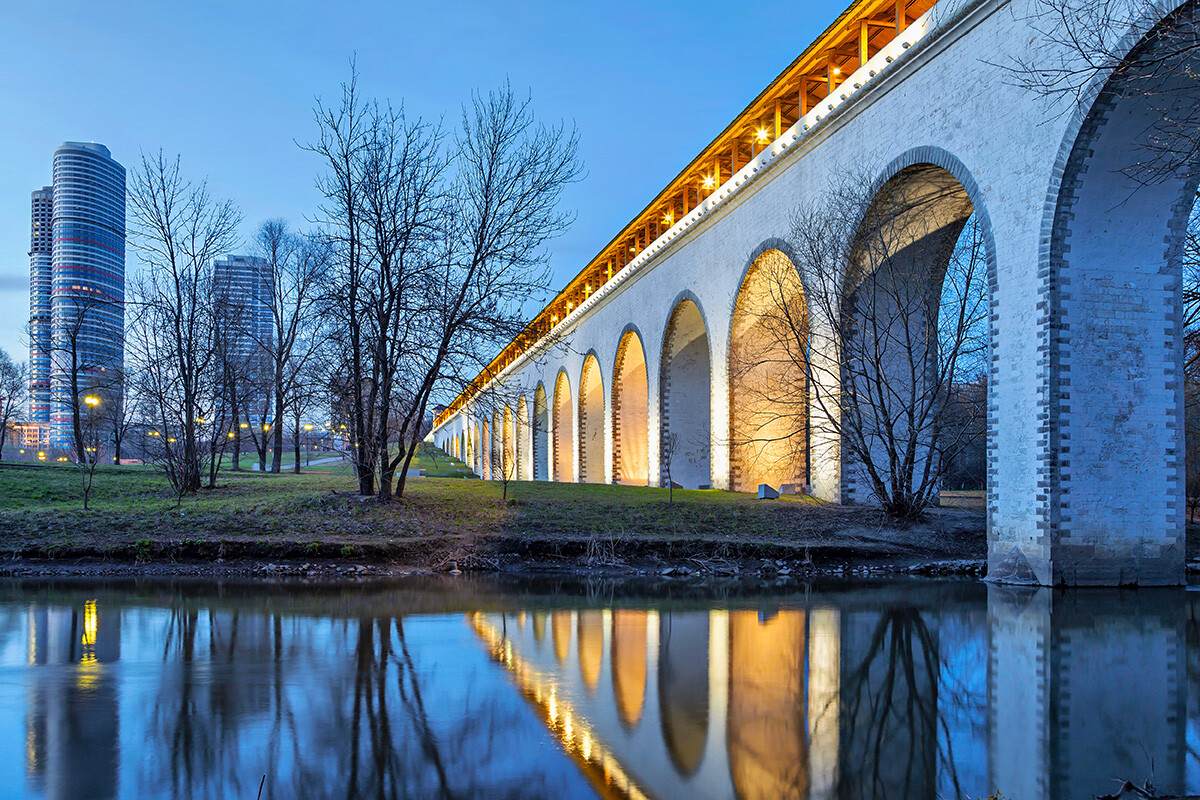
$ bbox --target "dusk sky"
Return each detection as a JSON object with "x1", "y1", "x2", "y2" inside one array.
[{"x1": 0, "y1": 0, "x2": 842, "y2": 364}]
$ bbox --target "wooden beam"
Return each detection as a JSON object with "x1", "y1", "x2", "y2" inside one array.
[
  {"x1": 774, "y1": 99, "x2": 782, "y2": 138},
  {"x1": 859, "y1": 18, "x2": 869, "y2": 66},
  {"x1": 896, "y1": 0, "x2": 906, "y2": 35}
]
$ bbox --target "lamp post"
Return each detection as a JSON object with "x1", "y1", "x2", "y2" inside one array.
[
  {"x1": 304, "y1": 424, "x2": 314, "y2": 466},
  {"x1": 83, "y1": 395, "x2": 101, "y2": 465}
]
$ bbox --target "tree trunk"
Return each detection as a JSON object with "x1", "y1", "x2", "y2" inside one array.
[
  {"x1": 293, "y1": 419, "x2": 301, "y2": 474},
  {"x1": 272, "y1": 390, "x2": 284, "y2": 473}
]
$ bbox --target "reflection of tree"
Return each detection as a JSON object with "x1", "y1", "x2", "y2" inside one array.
[
  {"x1": 145, "y1": 606, "x2": 565, "y2": 800},
  {"x1": 838, "y1": 608, "x2": 939, "y2": 800}
]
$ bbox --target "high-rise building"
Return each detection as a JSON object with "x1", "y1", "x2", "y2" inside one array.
[
  {"x1": 31, "y1": 142, "x2": 126, "y2": 448},
  {"x1": 28, "y1": 186, "x2": 53, "y2": 425},
  {"x1": 213, "y1": 254, "x2": 272, "y2": 361}
]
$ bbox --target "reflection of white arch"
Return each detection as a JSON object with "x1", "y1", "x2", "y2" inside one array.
[
  {"x1": 613, "y1": 330, "x2": 649, "y2": 486},
  {"x1": 660, "y1": 298, "x2": 712, "y2": 489}
]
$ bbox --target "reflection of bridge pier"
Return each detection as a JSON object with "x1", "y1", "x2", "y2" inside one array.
[
  {"x1": 988, "y1": 587, "x2": 1186, "y2": 799},
  {"x1": 25, "y1": 601, "x2": 121, "y2": 800}
]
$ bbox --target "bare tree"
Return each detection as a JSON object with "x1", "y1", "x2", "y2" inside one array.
[
  {"x1": 307, "y1": 69, "x2": 579, "y2": 501},
  {"x1": 127, "y1": 150, "x2": 241, "y2": 496},
  {"x1": 0, "y1": 349, "x2": 26, "y2": 461},
  {"x1": 780, "y1": 168, "x2": 988, "y2": 520},
  {"x1": 48, "y1": 291, "x2": 121, "y2": 463},
  {"x1": 662, "y1": 431, "x2": 680, "y2": 504},
  {"x1": 248, "y1": 222, "x2": 329, "y2": 473},
  {"x1": 306, "y1": 66, "x2": 447, "y2": 497},
  {"x1": 388, "y1": 82, "x2": 581, "y2": 499}
]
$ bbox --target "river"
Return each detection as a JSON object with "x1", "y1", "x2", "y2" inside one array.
[{"x1": 0, "y1": 575, "x2": 1190, "y2": 799}]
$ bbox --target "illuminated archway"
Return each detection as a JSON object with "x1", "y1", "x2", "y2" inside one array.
[
  {"x1": 481, "y1": 419, "x2": 491, "y2": 480},
  {"x1": 612, "y1": 330, "x2": 649, "y2": 485},
  {"x1": 660, "y1": 299, "x2": 711, "y2": 488},
  {"x1": 533, "y1": 384, "x2": 549, "y2": 481},
  {"x1": 553, "y1": 371, "x2": 574, "y2": 482},
  {"x1": 516, "y1": 396, "x2": 530, "y2": 480},
  {"x1": 578, "y1": 354, "x2": 605, "y2": 483},
  {"x1": 502, "y1": 404, "x2": 514, "y2": 481},
  {"x1": 729, "y1": 249, "x2": 809, "y2": 493}
]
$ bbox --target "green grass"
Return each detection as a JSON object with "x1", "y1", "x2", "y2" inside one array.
[{"x1": 0, "y1": 444, "x2": 984, "y2": 566}]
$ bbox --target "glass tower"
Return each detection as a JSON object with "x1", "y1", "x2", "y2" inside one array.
[
  {"x1": 47, "y1": 142, "x2": 126, "y2": 448},
  {"x1": 28, "y1": 186, "x2": 53, "y2": 425}
]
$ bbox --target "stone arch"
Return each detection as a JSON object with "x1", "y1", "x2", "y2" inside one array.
[
  {"x1": 502, "y1": 404, "x2": 515, "y2": 481},
  {"x1": 516, "y1": 396, "x2": 530, "y2": 481},
  {"x1": 1026, "y1": 0, "x2": 1200, "y2": 584},
  {"x1": 728, "y1": 248, "x2": 810, "y2": 493},
  {"x1": 553, "y1": 370, "x2": 575, "y2": 482},
  {"x1": 612, "y1": 328, "x2": 650, "y2": 485},
  {"x1": 660, "y1": 297, "x2": 712, "y2": 489},
  {"x1": 533, "y1": 384, "x2": 550, "y2": 481},
  {"x1": 481, "y1": 419, "x2": 491, "y2": 480},
  {"x1": 492, "y1": 409, "x2": 502, "y2": 480},
  {"x1": 838, "y1": 154, "x2": 992, "y2": 508},
  {"x1": 578, "y1": 353, "x2": 606, "y2": 483}
]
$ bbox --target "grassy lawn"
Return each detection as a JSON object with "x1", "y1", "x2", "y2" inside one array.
[{"x1": 0, "y1": 444, "x2": 984, "y2": 567}]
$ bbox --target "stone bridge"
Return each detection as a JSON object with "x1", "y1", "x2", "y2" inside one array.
[{"x1": 431, "y1": 0, "x2": 1200, "y2": 585}]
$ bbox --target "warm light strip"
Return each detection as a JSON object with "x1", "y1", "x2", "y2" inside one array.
[
  {"x1": 435, "y1": 9, "x2": 933, "y2": 433},
  {"x1": 470, "y1": 614, "x2": 651, "y2": 800}
]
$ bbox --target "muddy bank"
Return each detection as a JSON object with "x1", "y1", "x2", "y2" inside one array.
[{"x1": 0, "y1": 505, "x2": 987, "y2": 581}]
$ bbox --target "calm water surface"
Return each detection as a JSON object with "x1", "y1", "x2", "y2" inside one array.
[{"x1": 0, "y1": 576, "x2": 1193, "y2": 799}]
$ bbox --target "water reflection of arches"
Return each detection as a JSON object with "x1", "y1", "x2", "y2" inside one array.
[
  {"x1": 727, "y1": 610, "x2": 807, "y2": 800},
  {"x1": 552, "y1": 611, "x2": 572, "y2": 663},
  {"x1": 612, "y1": 330, "x2": 649, "y2": 485},
  {"x1": 658, "y1": 612, "x2": 710, "y2": 774},
  {"x1": 611, "y1": 610, "x2": 648, "y2": 729},
  {"x1": 578, "y1": 610, "x2": 604, "y2": 692},
  {"x1": 728, "y1": 249, "x2": 809, "y2": 493},
  {"x1": 578, "y1": 354, "x2": 605, "y2": 483},
  {"x1": 660, "y1": 298, "x2": 712, "y2": 489},
  {"x1": 532, "y1": 611, "x2": 547, "y2": 645}
]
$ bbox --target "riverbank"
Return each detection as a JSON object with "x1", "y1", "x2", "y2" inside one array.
[{"x1": 0, "y1": 459, "x2": 987, "y2": 579}]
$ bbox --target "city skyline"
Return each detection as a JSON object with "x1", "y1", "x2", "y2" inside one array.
[{"x1": 0, "y1": 0, "x2": 843, "y2": 367}]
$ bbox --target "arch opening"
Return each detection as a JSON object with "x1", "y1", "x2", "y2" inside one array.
[
  {"x1": 533, "y1": 385, "x2": 549, "y2": 481},
  {"x1": 729, "y1": 250, "x2": 810, "y2": 493},
  {"x1": 578, "y1": 355, "x2": 605, "y2": 483},
  {"x1": 810, "y1": 163, "x2": 987, "y2": 514},
  {"x1": 517, "y1": 396, "x2": 530, "y2": 481},
  {"x1": 502, "y1": 405, "x2": 515, "y2": 482},
  {"x1": 660, "y1": 300, "x2": 712, "y2": 489},
  {"x1": 613, "y1": 331, "x2": 649, "y2": 485},
  {"x1": 553, "y1": 372, "x2": 574, "y2": 482}
]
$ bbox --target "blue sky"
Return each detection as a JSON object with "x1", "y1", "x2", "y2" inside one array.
[{"x1": 0, "y1": 0, "x2": 842, "y2": 364}]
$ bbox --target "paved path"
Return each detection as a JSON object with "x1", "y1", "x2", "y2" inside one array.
[{"x1": 250, "y1": 456, "x2": 344, "y2": 471}]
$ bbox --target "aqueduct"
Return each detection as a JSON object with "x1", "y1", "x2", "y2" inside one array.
[{"x1": 432, "y1": 0, "x2": 1200, "y2": 585}]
